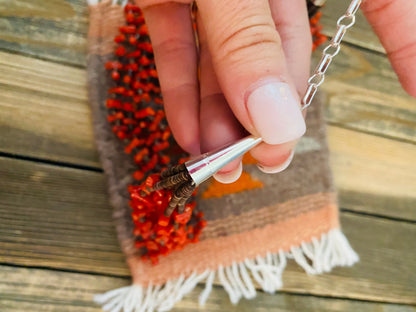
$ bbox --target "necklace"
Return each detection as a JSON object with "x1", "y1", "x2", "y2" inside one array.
[{"x1": 105, "y1": 0, "x2": 361, "y2": 264}]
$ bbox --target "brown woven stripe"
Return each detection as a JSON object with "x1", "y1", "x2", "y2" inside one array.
[{"x1": 201, "y1": 192, "x2": 336, "y2": 239}]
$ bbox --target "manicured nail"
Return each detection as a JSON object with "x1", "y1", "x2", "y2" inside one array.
[
  {"x1": 257, "y1": 150, "x2": 295, "y2": 174},
  {"x1": 213, "y1": 161, "x2": 243, "y2": 184},
  {"x1": 246, "y1": 82, "x2": 306, "y2": 144}
]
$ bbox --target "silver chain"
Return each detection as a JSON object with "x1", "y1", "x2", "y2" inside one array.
[{"x1": 301, "y1": 0, "x2": 362, "y2": 110}]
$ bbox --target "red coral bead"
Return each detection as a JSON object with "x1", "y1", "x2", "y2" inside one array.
[
  {"x1": 138, "y1": 24, "x2": 148, "y2": 35},
  {"x1": 105, "y1": 61, "x2": 123, "y2": 70},
  {"x1": 139, "y1": 56, "x2": 151, "y2": 66},
  {"x1": 111, "y1": 70, "x2": 120, "y2": 80},
  {"x1": 134, "y1": 16, "x2": 145, "y2": 24},
  {"x1": 119, "y1": 25, "x2": 136, "y2": 34},
  {"x1": 141, "y1": 93, "x2": 151, "y2": 103},
  {"x1": 129, "y1": 35, "x2": 137, "y2": 45},
  {"x1": 115, "y1": 46, "x2": 126, "y2": 56},
  {"x1": 123, "y1": 75, "x2": 131, "y2": 84},
  {"x1": 126, "y1": 12, "x2": 135, "y2": 23},
  {"x1": 108, "y1": 86, "x2": 126, "y2": 94},
  {"x1": 125, "y1": 3, "x2": 141, "y2": 13},
  {"x1": 158, "y1": 215, "x2": 170, "y2": 227},
  {"x1": 114, "y1": 34, "x2": 126, "y2": 43},
  {"x1": 106, "y1": 99, "x2": 122, "y2": 109},
  {"x1": 133, "y1": 171, "x2": 145, "y2": 182},
  {"x1": 126, "y1": 50, "x2": 141, "y2": 58}
]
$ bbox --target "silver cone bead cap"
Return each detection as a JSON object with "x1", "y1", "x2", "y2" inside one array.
[{"x1": 184, "y1": 135, "x2": 262, "y2": 186}]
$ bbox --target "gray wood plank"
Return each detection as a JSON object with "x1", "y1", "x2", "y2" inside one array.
[
  {"x1": 0, "y1": 156, "x2": 415, "y2": 304},
  {"x1": 0, "y1": 0, "x2": 88, "y2": 66},
  {"x1": 1, "y1": 265, "x2": 415, "y2": 312},
  {"x1": 0, "y1": 0, "x2": 383, "y2": 68}
]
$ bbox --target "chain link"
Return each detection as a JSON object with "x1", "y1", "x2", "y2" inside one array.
[{"x1": 301, "y1": 0, "x2": 362, "y2": 110}]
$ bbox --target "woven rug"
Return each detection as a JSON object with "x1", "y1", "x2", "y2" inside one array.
[{"x1": 86, "y1": 1, "x2": 358, "y2": 311}]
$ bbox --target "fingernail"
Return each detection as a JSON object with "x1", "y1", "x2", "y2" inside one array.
[
  {"x1": 213, "y1": 161, "x2": 243, "y2": 184},
  {"x1": 246, "y1": 82, "x2": 306, "y2": 144},
  {"x1": 257, "y1": 150, "x2": 295, "y2": 174}
]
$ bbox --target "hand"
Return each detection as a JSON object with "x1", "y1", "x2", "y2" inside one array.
[
  {"x1": 139, "y1": 0, "x2": 310, "y2": 183},
  {"x1": 138, "y1": 0, "x2": 416, "y2": 184},
  {"x1": 362, "y1": 0, "x2": 416, "y2": 98}
]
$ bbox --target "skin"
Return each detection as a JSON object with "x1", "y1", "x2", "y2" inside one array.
[{"x1": 137, "y1": 0, "x2": 416, "y2": 182}]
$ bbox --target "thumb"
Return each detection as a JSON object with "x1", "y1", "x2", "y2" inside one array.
[{"x1": 196, "y1": 0, "x2": 306, "y2": 145}]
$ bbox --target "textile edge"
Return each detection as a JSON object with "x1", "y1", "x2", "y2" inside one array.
[{"x1": 94, "y1": 228, "x2": 359, "y2": 312}]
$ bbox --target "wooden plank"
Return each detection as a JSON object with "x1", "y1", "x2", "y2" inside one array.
[
  {"x1": 1, "y1": 265, "x2": 416, "y2": 312},
  {"x1": 317, "y1": 44, "x2": 416, "y2": 144},
  {"x1": 0, "y1": 157, "x2": 415, "y2": 303},
  {"x1": 0, "y1": 0, "x2": 88, "y2": 66},
  {"x1": 0, "y1": 52, "x2": 99, "y2": 167},
  {"x1": 328, "y1": 127, "x2": 416, "y2": 221},
  {"x1": 2, "y1": 47, "x2": 415, "y2": 219},
  {"x1": 1, "y1": 45, "x2": 415, "y2": 154},
  {"x1": 2, "y1": 38, "x2": 415, "y2": 168},
  {"x1": 0, "y1": 0, "x2": 383, "y2": 68}
]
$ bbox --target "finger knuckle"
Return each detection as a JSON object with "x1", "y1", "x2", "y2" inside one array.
[
  {"x1": 214, "y1": 20, "x2": 281, "y2": 63},
  {"x1": 154, "y1": 37, "x2": 195, "y2": 60}
]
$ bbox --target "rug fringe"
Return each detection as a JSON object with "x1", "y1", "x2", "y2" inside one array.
[{"x1": 94, "y1": 228, "x2": 358, "y2": 311}]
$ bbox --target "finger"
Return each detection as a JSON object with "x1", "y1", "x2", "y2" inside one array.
[
  {"x1": 245, "y1": 0, "x2": 311, "y2": 170},
  {"x1": 198, "y1": 13, "x2": 246, "y2": 183},
  {"x1": 250, "y1": 140, "x2": 298, "y2": 173},
  {"x1": 196, "y1": 0, "x2": 306, "y2": 147},
  {"x1": 141, "y1": 2, "x2": 200, "y2": 155},
  {"x1": 362, "y1": 0, "x2": 416, "y2": 97},
  {"x1": 270, "y1": 0, "x2": 312, "y2": 95}
]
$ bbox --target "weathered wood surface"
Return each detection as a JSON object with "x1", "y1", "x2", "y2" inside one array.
[
  {"x1": 1, "y1": 41, "x2": 415, "y2": 167},
  {"x1": 1, "y1": 0, "x2": 416, "y2": 310},
  {"x1": 0, "y1": 51, "x2": 99, "y2": 167},
  {"x1": 0, "y1": 0, "x2": 88, "y2": 66},
  {"x1": 0, "y1": 0, "x2": 383, "y2": 68},
  {"x1": 328, "y1": 127, "x2": 416, "y2": 221},
  {"x1": 2, "y1": 266, "x2": 415, "y2": 312},
  {"x1": 1, "y1": 49, "x2": 415, "y2": 220},
  {"x1": 1, "y1": 156, "x2": 415, "y2": 304}
]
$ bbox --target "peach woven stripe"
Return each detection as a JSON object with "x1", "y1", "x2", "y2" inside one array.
[
  {"x1": 201, "y1": 192, "x2": 337, "y2": 239},
  {"x1": 128, "y1": 192, "x2": 339, "y2": 285}
]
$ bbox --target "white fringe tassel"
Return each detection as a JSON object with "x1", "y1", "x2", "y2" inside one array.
[{"x1": 94, "y1": 229, "x2": 359, "y2": 312}]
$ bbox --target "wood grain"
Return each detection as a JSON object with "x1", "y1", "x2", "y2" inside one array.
[
  {"x1": 317, "y1": 44, "x2": 416, "y2": 144},
  {"x1": 328, "y1": 127, "x2": 416, "y2": 221},
  {"x1": 0, "y1": 0, "x2": 384, "y2": 68},
  {"x1": 0, "y1": 156, "x2": 415, "y2": 304},
  {"x1": 2, "y1": 38, "x2": 415, "y2": 169},
  {"x1": 1, "y1": 50, "x2": 415, "y2": 219},
  {"x1": 1, "y1": 0, "x2": 415, "y2": 309},
  {"x1": 2, "y1": 48, "x2": 415, "y2": 220},
  {"x1": 2, "y1": 265, "x2": 415, "y2": 312},
  {"x1": 0, "y1": 0, "x2": 88, "y2": 66},
  {"x1": 0, "y1": 51, "x2": 99, "y2": 167}
]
